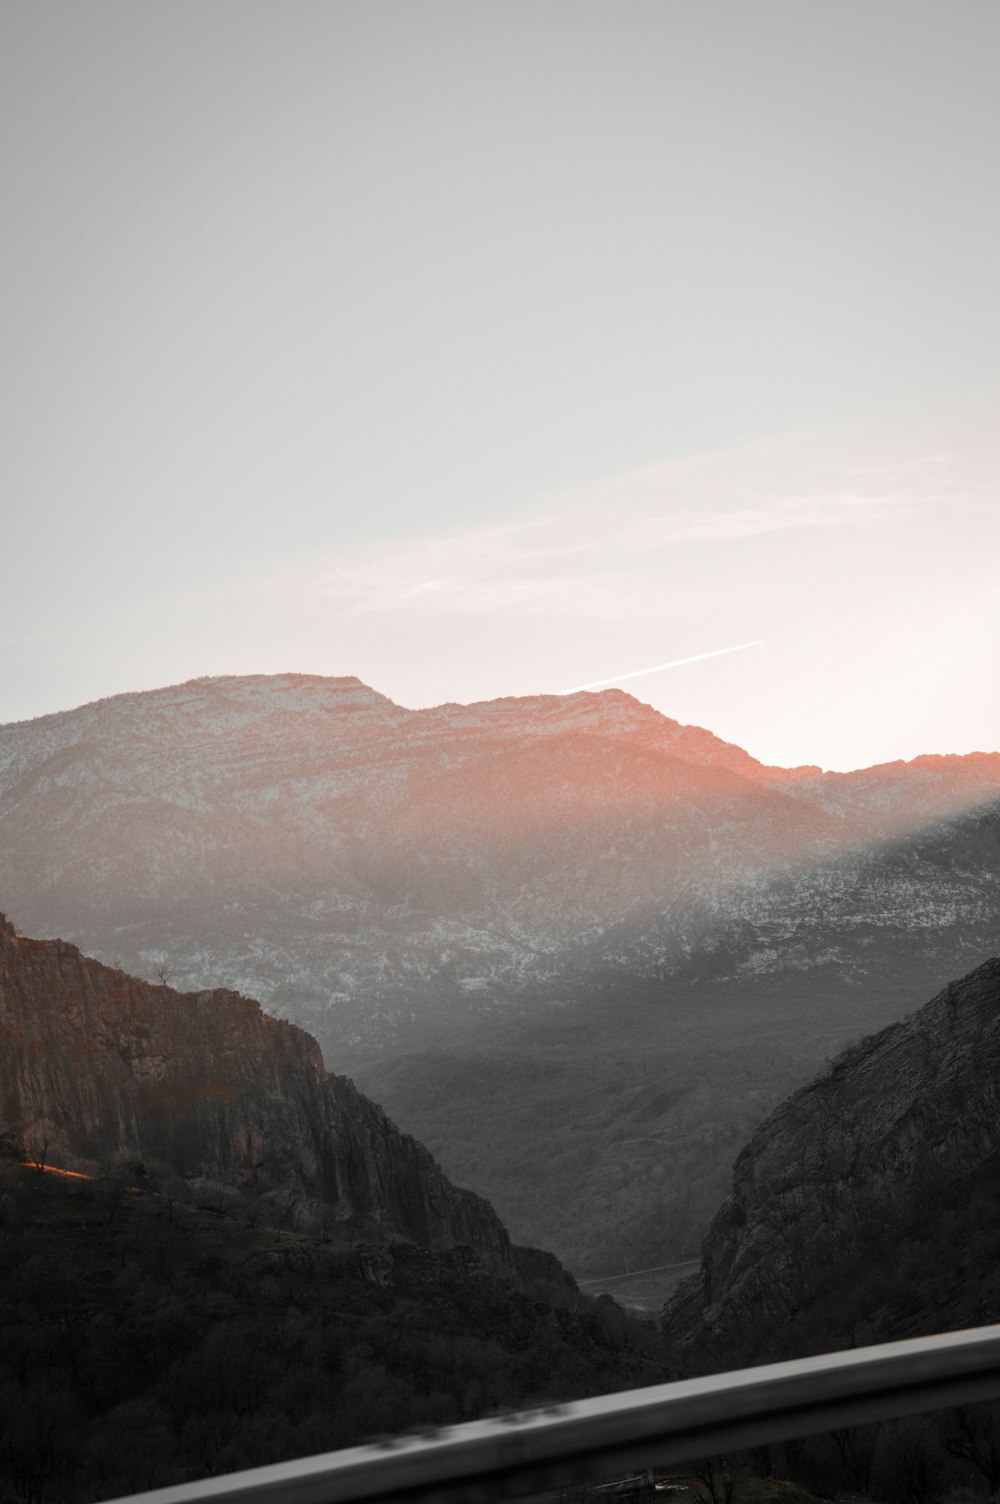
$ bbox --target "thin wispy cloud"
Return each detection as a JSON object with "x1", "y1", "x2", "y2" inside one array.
[
  {"x1": 312, "y1": 440, "x2": 938, "y2": 623},
  {"x1": 647, "y1": 491, "x2": 919, "y2": 543},
  {"x1": 322, "y1": 563, "x2": 627, "y2": 621},
  {"x1": 252, "y1": 426, "x2": 1000, "y2": 773}
]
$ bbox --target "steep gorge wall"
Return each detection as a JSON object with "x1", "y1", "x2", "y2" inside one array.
[
  {"x1": 664, "y1": 956, "x2": 1000, "y2": 1369},
  {"x1": 0, "y1": 914, "x2": 512, "y2": 1268}
]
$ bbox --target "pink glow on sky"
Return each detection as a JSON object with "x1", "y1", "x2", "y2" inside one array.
[
  {"x1": 6, "y1": 417, "x2": 995, "y2": 774},
  {"x1": 1, "y1": 4, "x2": 998, "y2": 772}
]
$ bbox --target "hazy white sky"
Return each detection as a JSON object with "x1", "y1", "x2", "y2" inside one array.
[{"x1": 2, "y1": 1, "x2": 998, "y2": 769}]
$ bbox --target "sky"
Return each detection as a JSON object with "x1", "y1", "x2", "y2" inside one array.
[{"x1": 2, "y1": 0, "x2": 998, "y2": 770}]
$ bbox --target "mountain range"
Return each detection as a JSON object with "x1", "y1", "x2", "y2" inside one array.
[{"x1": 3, "y1": 672, "x2": 999, "y2": 1272}]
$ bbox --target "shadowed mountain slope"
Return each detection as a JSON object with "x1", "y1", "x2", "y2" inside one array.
[{"x1": 663, "y1": 955, "x2": 1000, "y2": 1371}]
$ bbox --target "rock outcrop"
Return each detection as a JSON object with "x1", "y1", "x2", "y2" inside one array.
[
  {"x1": 0, "y1": 913, "x2": 512, "y2": 1268},
  {"x1": 663, "y1": 956, "x2": 1000, "y2": 1370}
]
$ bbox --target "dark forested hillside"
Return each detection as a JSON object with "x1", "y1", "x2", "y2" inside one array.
[{"x1": 0, "y1": 1164, "x2": 659, "y2": 1504}]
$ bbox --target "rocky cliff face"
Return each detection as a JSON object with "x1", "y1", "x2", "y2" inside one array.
[
  {"x1": 0, "y1": 913, "x2": 512, "y2": 1268},
  {"x1": 663, "y1": 955, "x2": 1000, "y2": 1370}
]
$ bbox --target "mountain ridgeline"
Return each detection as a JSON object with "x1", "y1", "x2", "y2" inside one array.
[
  {"x1": 664, "y1": 955, "x2": 1000, "y2": 1371},
  {"x1": 3, "y1": 672, "x2": 999, "y2": 1050}
]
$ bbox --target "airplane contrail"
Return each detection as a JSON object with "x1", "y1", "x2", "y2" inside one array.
[{"x1": 560, "y1": 639, "x2": 764, "y2": 694}]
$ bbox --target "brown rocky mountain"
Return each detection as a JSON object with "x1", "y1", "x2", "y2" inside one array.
[
  {"x1": 0, "y1": 913, "x2": 512, "y2": 1267},
  {"x1": 2, "y1": 673, "x2": 999, "y2": 1274},
  {"x1": 2, "y1": 672, "x2": 998, "y2": 1053},
  {"x1": 663, "y1": 955, "x2": 1000, "y2": 1371}
]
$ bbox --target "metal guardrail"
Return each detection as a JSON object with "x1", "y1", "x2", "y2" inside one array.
[{"x1": 104, "y1": 1324, "x2": 1000, "y2": 1504}]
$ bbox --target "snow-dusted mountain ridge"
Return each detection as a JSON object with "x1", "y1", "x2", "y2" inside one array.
[{"x1": 2, "y1": 671, "x2": 999, "y2": 1051}]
